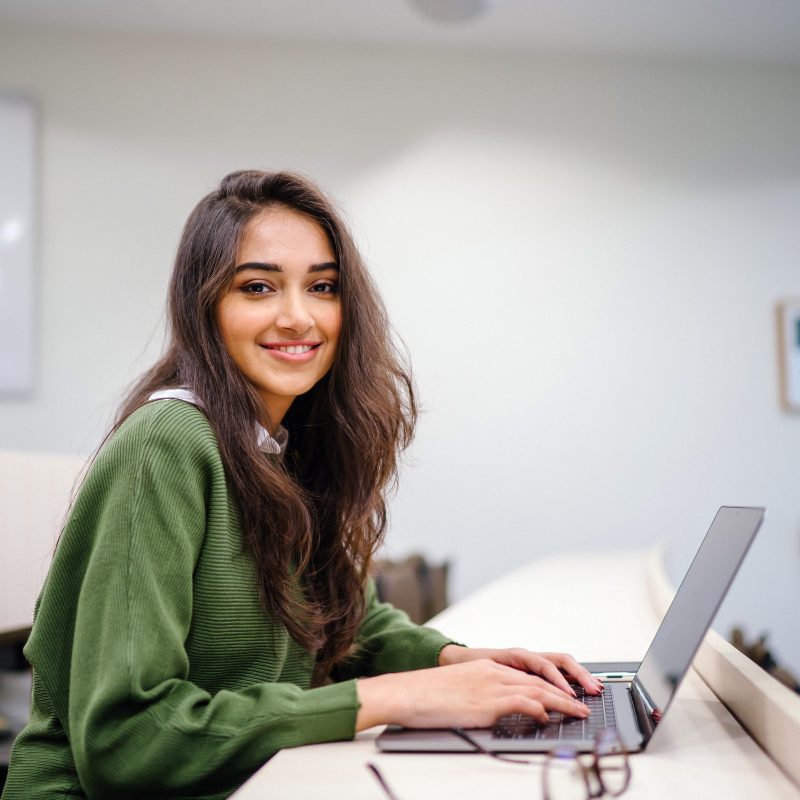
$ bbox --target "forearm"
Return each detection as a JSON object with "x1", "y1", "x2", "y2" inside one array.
[
  {"x1": 355, "y1": 645, "x2": 469, "y2": 730},
  {"x1": 71, "y1": 678, "x2": 360, "y2": 796},
  {"x1": 344, "y1": 579, "x2": 458, "y2": 678},
  {"x1": 355, "y1": 673, "x2": 407, "y2": 731}
]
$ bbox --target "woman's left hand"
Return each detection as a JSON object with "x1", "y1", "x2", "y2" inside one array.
[{"x1": 438, "y1": 645, "x2": 603, "y2": 698}]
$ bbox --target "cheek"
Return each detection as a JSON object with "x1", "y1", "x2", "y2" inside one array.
[
  {"x1": 216, "y1": 311, "x2": 234, "y2": 352},
  {"x1": 218, "y1": 301, "x2": 259, "y2": 349},
  {"x1": 326, "y1": 303, "x2": 342, "y2": 340},
  {"x1": 216, "y1": 303, "x2": 250, "y2": 363},
  {"x1": 326, "y1": 308, "x2": 342, "y2": 356}
]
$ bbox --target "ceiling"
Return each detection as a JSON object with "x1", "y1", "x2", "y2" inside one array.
[{"x1": 1, "y1": 0, "x2": 800, "y2": 63}]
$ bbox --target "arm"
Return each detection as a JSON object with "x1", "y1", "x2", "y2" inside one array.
[
  {"x1": 354, "y1": 647, "x2": 603, "y2": 732},
  {"x1": 331, "y1": 578, "x2": 458, "y2": 681},
  {"x1": 29, "y1": 403, "x2": 358, "y2": 798}
]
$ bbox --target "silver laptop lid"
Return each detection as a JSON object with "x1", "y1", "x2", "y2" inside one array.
[{"x1": 631, "y1": 506, "x2": 764, "y2": 741}]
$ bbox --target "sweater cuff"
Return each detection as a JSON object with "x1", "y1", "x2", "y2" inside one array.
[
  {"x1": 289, "y1": 679, "x2": 359, "y2": 747},
  {"x1": 405, "y1": 627, "x2": 465, "y2": 670}
]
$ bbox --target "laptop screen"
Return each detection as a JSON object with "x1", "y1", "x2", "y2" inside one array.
[{"x1": 632, "y1": 506, "x2": 764, "y2": 724}]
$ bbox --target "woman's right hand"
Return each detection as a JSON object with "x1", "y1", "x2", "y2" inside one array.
[{"x1": 355, "y1": 659, "x2": 590, "y2": 732}]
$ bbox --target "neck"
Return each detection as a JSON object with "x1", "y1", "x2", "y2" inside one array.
[{"x1": 260, "y1": 395, "x2": 293, "y2": 433}]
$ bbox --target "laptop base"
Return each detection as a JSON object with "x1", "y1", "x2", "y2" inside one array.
[{"x1": 376, "y1": 682, "x2": 645, "y2": 754}]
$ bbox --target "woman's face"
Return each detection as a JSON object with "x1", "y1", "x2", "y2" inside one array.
[{"x1": 217, "y1": 206, "x2": 341, "y2": 429}]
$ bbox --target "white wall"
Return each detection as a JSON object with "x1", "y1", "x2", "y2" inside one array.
[{"x1": 1, "y1": 27, "x2": 799, "y2": 672}]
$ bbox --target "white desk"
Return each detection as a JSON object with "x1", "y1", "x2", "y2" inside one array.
[{"x1": 232, "y1": 551, "x2": 800, "y2": 799}]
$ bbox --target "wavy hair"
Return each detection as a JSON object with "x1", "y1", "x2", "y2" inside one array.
[{"x1": 117, "y1": 170, "x2": 417, "y2": 681}]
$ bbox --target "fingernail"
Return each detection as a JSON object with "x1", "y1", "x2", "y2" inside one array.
[{"x1": 571, "y1": 688, "x2": 577, "y2": 698}]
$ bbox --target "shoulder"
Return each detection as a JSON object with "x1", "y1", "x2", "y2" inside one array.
[
  {"x1": 124, "y1": 396, "x2": 211, "y2": 433},
  {"x1": 60, "y1": 400, "x2": 228, "y2": 551},
  {"x1": 94, "y1": 399, "x2": 222, "y2": 483},
  {"x1": 117, "y1": 398, "x2": 215, "y2": 449}
]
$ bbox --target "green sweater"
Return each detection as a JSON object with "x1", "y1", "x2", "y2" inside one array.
[{"x1": 3, "y1": 400, "x2": 453, "y2": 800}]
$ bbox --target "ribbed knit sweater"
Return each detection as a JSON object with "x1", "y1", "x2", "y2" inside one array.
[{"x1": 2, "y1": 400, "x2": 453, "y2": 799}]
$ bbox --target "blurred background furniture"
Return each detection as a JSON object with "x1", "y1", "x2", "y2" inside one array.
[
  {"x1": 0, "y1": 449, "x2": 84, "y2": 789},
  {"x1": 372, "y1": 553, "x2": 449, "y2": 624}
]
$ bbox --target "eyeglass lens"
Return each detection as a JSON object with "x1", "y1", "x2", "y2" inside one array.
[
  {"x1": 594, "y1": 731, "x2": 630, "y2": 796},
  {"x1": 543, "y1": 748, "x2": 592, "y2": 800},
  {"x1": 543, "y1": 730, "x2": 631, "y2": 800}
]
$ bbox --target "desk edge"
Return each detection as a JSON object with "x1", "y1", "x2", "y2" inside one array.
[{"x1": 646, "y1": 543, "x2": 800, "y2": 789}]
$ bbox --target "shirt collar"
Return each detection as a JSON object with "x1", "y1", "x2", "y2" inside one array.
[{"x1": 147, "y1": 388, "x2": 288, "y2": 457}]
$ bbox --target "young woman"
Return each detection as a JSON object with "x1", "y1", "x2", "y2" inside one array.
[{"x1": 3, "y1": 170, "x2": 600, "y2": 799}]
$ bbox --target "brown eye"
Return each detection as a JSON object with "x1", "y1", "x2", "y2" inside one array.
[
  {"x1": 310, "y1": 281, "x2": 338, "y2": 295},
  {"x1": 242, "y1": 282, "x2": 273, "y2": 295}
]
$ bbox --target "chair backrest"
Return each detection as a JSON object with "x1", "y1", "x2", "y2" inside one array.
[
  {"x1": 0, "y1": 449, "x2": 85, "y2": 638},
  {"x1": 372, "y1": 553, "x2": 449, "y2": 625}
]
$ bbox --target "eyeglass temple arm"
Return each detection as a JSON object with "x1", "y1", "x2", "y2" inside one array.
[{"x1": 366, "y1": 762, "x2": 402, "y2": 800}]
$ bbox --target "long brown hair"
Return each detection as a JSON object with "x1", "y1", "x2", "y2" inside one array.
[{"x1": 117, "y1": 170, "x2": 416, "y2": 680}]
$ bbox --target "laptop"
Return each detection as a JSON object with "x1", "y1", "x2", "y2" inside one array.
[{"x1": 376, "y1": 505, "x2": 764, "y2": 754}]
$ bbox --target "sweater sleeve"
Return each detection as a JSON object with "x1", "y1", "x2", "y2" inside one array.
[
  {"x1": 27, "y1": 403, "x2": 359, "y2": 799},
  {"x1": 331, "y1": 578, "x2": 460, "y2": 681}
]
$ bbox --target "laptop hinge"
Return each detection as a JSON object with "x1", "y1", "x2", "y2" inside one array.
[{"x1": 629, "y1": 677, "x2": 657, "y2": 744}]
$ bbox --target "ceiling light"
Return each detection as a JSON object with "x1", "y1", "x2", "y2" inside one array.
[{"x1": 408, "y1": 0, "x2": 493, "y2": 24}]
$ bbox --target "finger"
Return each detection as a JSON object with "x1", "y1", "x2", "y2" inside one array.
[
  {"x1": 496, "y1": 651, "x2": 577, "y2": 697},
  {"x1": 498, "y1": 689, "x2": 589, "y2": 724},
  {"x1": 530, "y1": 657, "x2": 578, "y2": 697},
  {"x1": 529, "y1": 686, "x2": 591, "y2": 719},
  {"x1": 495, "y1": 665, "x2": 575, "y2": 700},
  {"x1": 544, "y1": 653, "x2": 604, "y2": 695},
  {"x1": 496, "y1": 695, "x2": 549, "y2": 724}
]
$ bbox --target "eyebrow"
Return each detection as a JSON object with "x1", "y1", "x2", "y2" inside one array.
[{"x1": 234, "y1": 261, "x2": 339, "y2": 274}]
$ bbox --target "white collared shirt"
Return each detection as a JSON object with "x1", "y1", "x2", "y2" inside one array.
[{"x1": 148, "y1": 388, "x2": 288, "y2": 456}]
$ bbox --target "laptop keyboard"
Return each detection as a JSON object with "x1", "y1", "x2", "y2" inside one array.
[{"x1": 492, "y1": 687, "x2": 617, "y2": 741}]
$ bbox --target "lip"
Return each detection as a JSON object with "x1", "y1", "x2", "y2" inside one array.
[{"x1": 259, "y1": 340, "x2": 322, "y2": 363}]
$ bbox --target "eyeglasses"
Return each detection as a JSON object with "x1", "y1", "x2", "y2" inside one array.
[
  {"x1": 367, "y1": 728, "x2": 631, "y2": 800},
  {"x1": 542, "y1": 729, "x2": 631, "y2": 800}
]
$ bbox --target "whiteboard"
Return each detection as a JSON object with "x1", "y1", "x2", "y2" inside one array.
[{"x1": 0, "y1": 94, "x2": 36, "y2": 394}]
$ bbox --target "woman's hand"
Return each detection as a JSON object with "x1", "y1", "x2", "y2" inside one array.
[
  {"x1": 438, "y1": 645, "x2": 603, "y2": 698},
  {"x1": 355, "y1": 658, "x2": 592, "y2": 732}
]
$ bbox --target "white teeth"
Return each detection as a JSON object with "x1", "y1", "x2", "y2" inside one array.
[{"x1": 275, "y1": 345, "x2": 314, "y2": 354}]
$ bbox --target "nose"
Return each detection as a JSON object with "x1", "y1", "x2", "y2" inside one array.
[{"x1": 275, "y1": 288, "x2": 314, "y2": 334}]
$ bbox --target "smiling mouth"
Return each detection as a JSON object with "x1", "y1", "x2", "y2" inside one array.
[{"x1": 263, "y1": 343, "x2": 320, "y2": 354}]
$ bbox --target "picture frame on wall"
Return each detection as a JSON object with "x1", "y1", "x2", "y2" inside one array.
[
  {"x1": 777, "y1": 299, "x2": 800, "y2": 413},
  {"x1": 0, "y1": 93, "x2": 36, "y2": 395}
]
